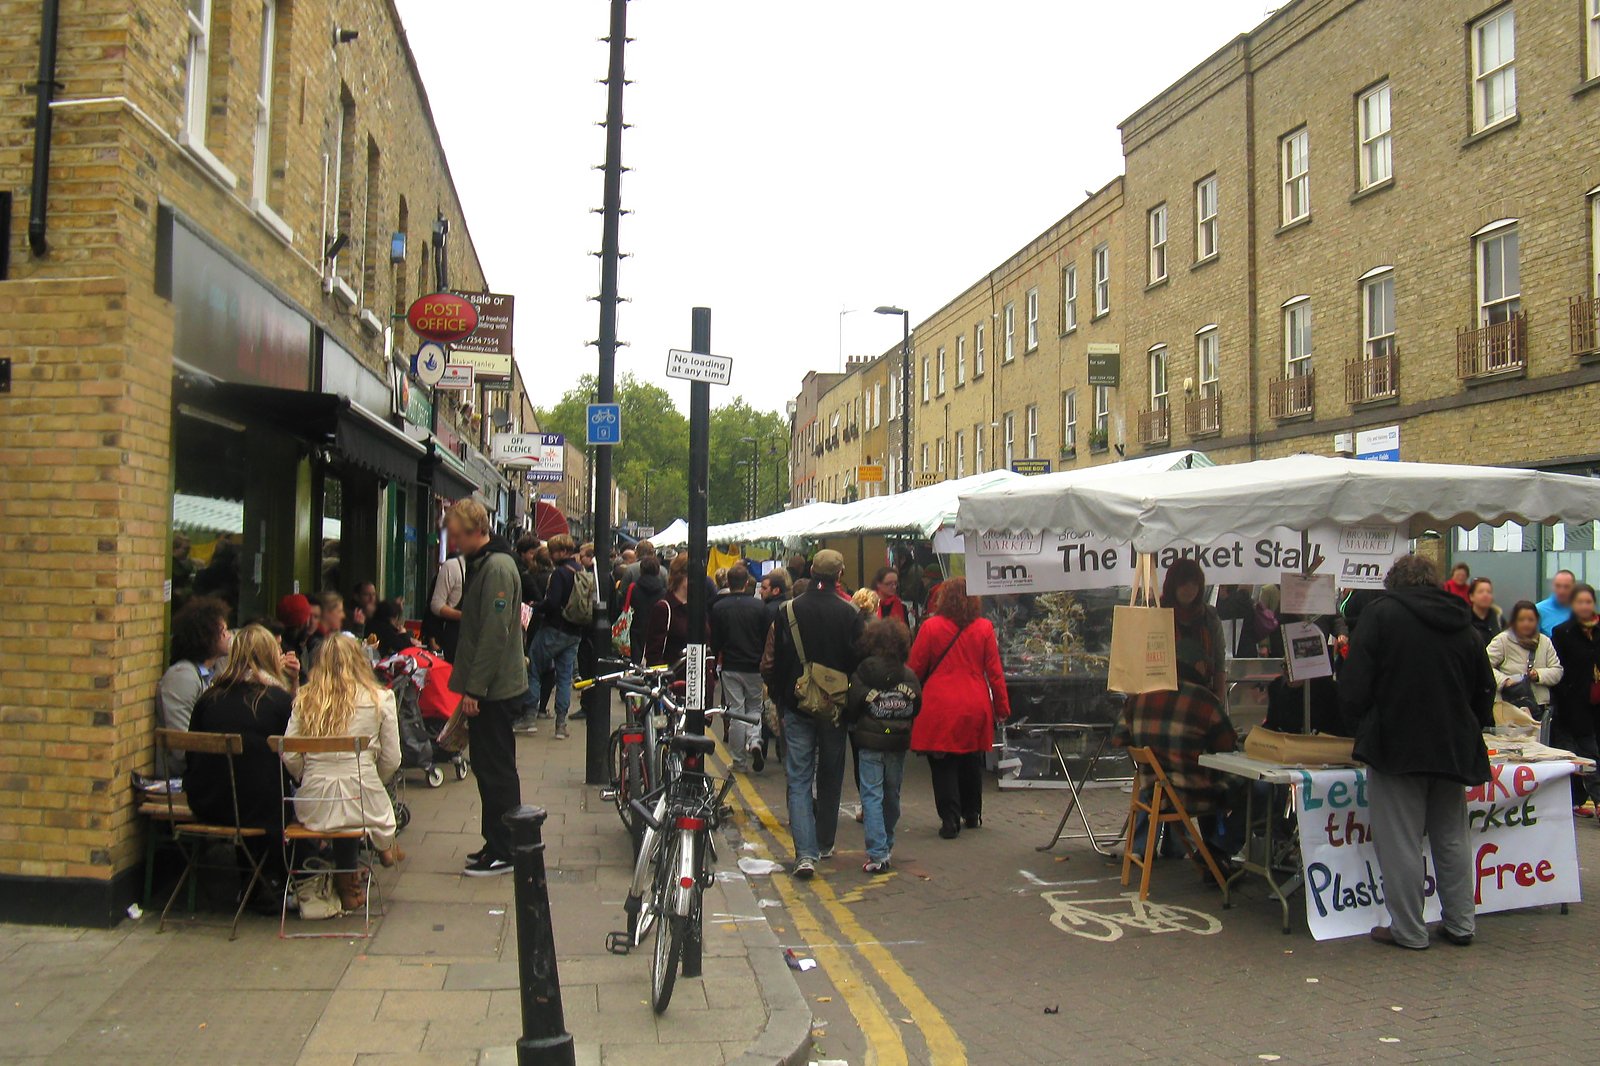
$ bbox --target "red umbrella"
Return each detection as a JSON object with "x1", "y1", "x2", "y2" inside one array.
[{"x1": 534, "y1": 501, "x2": 569, "y2": 541}]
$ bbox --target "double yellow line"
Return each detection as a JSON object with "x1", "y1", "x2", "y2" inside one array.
[{"x1": 723, "y1": 751, "x2": 967, "y2": 1065}]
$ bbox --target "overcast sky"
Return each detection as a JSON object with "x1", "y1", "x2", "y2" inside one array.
[{"x1": 396, "y1": 0, "x2": 1272, "y2": 415}]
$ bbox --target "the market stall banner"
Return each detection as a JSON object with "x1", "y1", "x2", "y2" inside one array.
[
  {"x1": 1294, "y1": 762, "x2": 1580, "y2": 941},
  {"x1": 965, "y1": 523, "x2": 1406, "y2": 595}
]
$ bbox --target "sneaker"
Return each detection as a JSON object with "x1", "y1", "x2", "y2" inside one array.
[
  {"x1": 750, "y1": 745, "x2": 765, "y2": 773},
  {"x1": 862, "y1": 859, "x2": 890, "y2": 875},
  {"x1": 464, "y1": 854, "x2": 513, "y2": 877},
  {"x1": 569, "y1": 710, "x2": 587, "y2": 721},
  {"x1": 513, "y1": 717, "x2": 539, "y2": 735},
  {"x1": 792, "y1": 858, "x2": 816, "y2": 880},
  {"x1": 819, "y1": 846, "x2": 836, "y2": 860},
  {"x1": 553, "y1": 727, "x2": 570, "y2": 740},
  {"x1": 731, "y1": 762, "x2": 750, "y2": 774}
]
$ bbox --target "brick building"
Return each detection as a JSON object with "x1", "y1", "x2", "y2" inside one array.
[
  {"x1": 0, "y1": 0, "x2": 548, "y2": 923},
  {"x1": 787, "y1": 369, "x2": 844, "y2": 506}
]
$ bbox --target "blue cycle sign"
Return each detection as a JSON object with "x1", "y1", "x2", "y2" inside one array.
[{"x1": 587, "y1": 403, "x2": 622, "y2": 445}]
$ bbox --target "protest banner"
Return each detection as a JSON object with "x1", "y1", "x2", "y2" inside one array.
[{"x1": 1293, "y1": 761, "x2": 1580, "y2": 941}]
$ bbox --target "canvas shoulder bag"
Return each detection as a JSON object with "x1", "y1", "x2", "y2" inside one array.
[
  {"x1": 785, "y1": 601, "x2": 849, "y2": 724},
  {"x1": 1106, "y1": 554, "x2": 1178, "y2": 695}
]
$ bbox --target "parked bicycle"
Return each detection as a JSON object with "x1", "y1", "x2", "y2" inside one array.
[{"x1": 576, "y1": 657, "x2": 684, "y2": 855}]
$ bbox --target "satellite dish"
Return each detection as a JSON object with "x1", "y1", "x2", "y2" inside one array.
[{"x1": 491, "y1": 408, "x2": 513, "y2": 430}]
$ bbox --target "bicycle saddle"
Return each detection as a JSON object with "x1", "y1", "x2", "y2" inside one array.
[{"x1": 669, "y1": 733, "x2": 717, "y2": 755}]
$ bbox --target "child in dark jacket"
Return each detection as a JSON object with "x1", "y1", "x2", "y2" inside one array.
[{"x1": 845, "y1": 618, "x2": 922, "y2": 873}]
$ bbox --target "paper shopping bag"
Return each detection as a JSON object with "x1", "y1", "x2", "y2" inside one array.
[{"x1": 1106, "y1": 555, "x2": 1177, "y2": 695}]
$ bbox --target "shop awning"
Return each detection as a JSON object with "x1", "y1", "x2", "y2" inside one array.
[
  {"x1": 425, "y1": 443, "x2": 481, "y2": 503},
  {"x1": 174, "y1": 378, "x2": 423, "y2": 485}
]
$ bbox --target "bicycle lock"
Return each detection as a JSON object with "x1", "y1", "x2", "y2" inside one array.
[{"x1": 504, "y1": 805, "x2": 575, "y2": 1066}]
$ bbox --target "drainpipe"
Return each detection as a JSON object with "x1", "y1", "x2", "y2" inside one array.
[{"x1": 28, "y1": 0, "x2": 62, "y2": 257}]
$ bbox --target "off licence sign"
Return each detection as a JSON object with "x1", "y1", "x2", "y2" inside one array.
[{"x1": 665, "y1": 349, "x2": 733, "y2": 386}]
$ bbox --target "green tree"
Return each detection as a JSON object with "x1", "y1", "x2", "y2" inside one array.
[{"x1": 708, "y1": 399, "x2": 789, "y2": 524}]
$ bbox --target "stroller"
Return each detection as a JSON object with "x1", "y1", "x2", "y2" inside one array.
[{"x1": 375, "y1": 650, "x2": 470, "y2": 790}]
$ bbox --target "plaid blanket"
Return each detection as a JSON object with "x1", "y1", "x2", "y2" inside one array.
[{"x1": 1115, "y1": 681, "x2": 1238, "y2": 813}]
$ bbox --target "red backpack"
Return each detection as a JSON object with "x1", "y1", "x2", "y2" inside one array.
[{"x1": 398, "y1": 647, "x2": 462, "y2": 721}]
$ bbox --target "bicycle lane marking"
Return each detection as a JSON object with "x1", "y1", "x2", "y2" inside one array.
[{"x1": 723, "y1": 754, "x2": 964, "y2": 1066}]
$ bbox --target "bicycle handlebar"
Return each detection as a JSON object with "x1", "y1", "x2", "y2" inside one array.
[{"x1": 704, "y1": 707, "x2": 762, "y2": 726}]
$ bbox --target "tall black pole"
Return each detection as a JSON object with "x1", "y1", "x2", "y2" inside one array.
[
  {"x1": 583, "y1": 0, "x2": 628, "y2": 785},
  {"x1": 899, "y1": 314, "x2": 911, "y2": 493},
  {"x1": 685, "y1": 307, "x2": 711, "y2": 737}
]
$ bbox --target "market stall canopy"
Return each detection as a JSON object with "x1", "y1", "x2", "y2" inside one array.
[
  {"x1": 957, "y1": 454, "x2": 1600, "y2": 552},
  {"x1": 534, "y1": 501, "x2": 570, "y2": 541},
  {"x1": 703, "y1": 502, "x2": 848, "y2": 546},
  {"x1": 804, "y1": 470, "x2": 1024, "y2": 540},
  {"x1": 649, "y1": 518, "x2": 691, "y2": 548}
]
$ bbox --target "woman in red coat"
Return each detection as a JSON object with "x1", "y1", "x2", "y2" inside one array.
[{"x1": 909, "y1": 578, "x2": 1010, "y2": 838}]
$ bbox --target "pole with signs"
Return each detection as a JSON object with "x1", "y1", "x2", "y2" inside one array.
[{"x1": 684, "y1": 308, "x2": 713, "y2": 737}]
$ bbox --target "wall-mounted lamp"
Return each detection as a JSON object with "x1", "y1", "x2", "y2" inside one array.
[
  {"x1": 334, "y1": 27, "x2": 360, "y2": 46},
  {"x1": 390, "y1": 231, "x2": 407, "y2": 264}
]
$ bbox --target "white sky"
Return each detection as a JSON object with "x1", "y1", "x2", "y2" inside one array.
[{"x1": 397, "y1": 0, "x2": 1272, "y2": 414}]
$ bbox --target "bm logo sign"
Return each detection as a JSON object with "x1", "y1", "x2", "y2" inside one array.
[{"x1": 986, "y1": 562, "x2": 1030, "y2": 582}]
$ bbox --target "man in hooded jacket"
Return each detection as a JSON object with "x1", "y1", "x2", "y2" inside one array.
[{"x1": 1340, "y1": 555, "x2": 1495, "y2": 949}]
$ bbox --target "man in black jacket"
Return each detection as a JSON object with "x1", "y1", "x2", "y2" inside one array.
[
  {"x1": 1340, "y1": 555, "x2": 1495, "y2": 949},
  {"x1": 711, "y1": 564, "x2": 772, "y2": 773},
  {"x1": 527, "y1": 534, "x2": 585, "y2": 741},
  {"x1": 764, "y1": 550, "x2": 864, "y2": 878}
]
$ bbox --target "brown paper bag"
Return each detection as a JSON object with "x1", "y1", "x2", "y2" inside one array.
[{"x1": 1106, "y1": 556, "x2": 1177, "y2": 695}]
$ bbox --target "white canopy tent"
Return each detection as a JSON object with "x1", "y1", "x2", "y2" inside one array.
[
  {"x1": 647, "y1": 518, "x2": 690, "y2": 548},
  {"x1": 957, "y1": 455, "x2": 1600, "y2": 551},
  {"x1": 805, "y1": 470, "x2": 1024, "y2": 540},
  {"x1": 652, "y1": 502, "x2": 848, "y2": 549}
]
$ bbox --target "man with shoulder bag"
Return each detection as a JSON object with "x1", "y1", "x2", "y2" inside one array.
[{"x1": 763, "y1": 549, "x2": 863, "y2": 878}]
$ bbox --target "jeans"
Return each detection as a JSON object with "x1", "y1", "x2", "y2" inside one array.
[
  {"x1": 782, "y1": 710, "x2": 847, "y2": 861},
  {"x1": 858, "y1": 748, "x2": 906, "y2": 862},
  {"x1": 722, "y1": 671, "x2": 764, "y2": 768},
  {"x1": 469, "y1": 696, "x2": 523, "y2": 861},
  {"x1": 528, "y1": 628, "x2": 581, "y2": 725}
]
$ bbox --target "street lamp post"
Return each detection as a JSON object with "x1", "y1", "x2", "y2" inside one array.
[
  {"x1": 875, "y1": 306, "x2": 911, "y2": 493},
  {"x1": 739, "y1": 435, "x2": 760, "y2": 518}
]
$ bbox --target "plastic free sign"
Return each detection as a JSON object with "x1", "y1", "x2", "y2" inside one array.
[
  {"x1": 1294, "y1": 762, "x2": 1580, "y2": 940},
  {"x1": 665, "y1": 349, "x2": 733, "y2": 386}
]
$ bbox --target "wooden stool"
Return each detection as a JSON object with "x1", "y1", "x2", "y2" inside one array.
[{"x1": 1121, "y1": 746, "x2": 1230, "y2": 902}]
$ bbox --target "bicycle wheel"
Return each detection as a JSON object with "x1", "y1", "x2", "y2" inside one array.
[
  {"x1": 607, "y1": 730, "x2": 631, "y2": 829},
  {"x1": 681, "y1": 866, "x2": 703, "y2": 978},
  {"x1": 624, "y1": 747, "x2": 647, "y2": 856},
  {"x1": 652, "y1": 914, "x2": 685, "y2": 1013}
]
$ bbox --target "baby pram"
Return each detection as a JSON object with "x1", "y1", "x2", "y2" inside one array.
[{"x1": 375, "y1": 649, "x2": 470, "y2": 790}]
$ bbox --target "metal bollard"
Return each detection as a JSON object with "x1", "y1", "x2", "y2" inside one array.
[{"x1": 503, "y1": 805, "x2": 576, "y2": 1066}]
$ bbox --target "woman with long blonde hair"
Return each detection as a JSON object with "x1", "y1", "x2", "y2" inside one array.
[{"x1": 281, "y1": 633, "x2": 403, "y2": 909}]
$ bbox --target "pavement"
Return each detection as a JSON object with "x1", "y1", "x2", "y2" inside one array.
[{"x1": 0, "y1": 700, "x2": 811, "y2": 1066}]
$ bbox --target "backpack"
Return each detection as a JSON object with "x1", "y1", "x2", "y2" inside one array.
[
  {"x1": 784, "y1": 601, "x2": 848, "y2": 724},
  {"x1": 563, "y1": 563, "x2": 597, "y2": 626}
]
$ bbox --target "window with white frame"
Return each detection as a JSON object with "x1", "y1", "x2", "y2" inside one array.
[
  {"x1": 1358, "y1": 82, "x2": 1392, "y2": 189},
  {"x1": 873, "y1": 383, "x2": 882, "y2": 427},
  {"x1": 888, "y1": 378, "x2": 898, "y2": 421},
  {"x1": 1061, "y1": 264, "x2": 1078, "y2": 332},
  {"x1": 1025, "y1": 289, "x2": 1039, "y2": 350},
  {"x1": 1003, "y1": 303, "x2": 1016, "y2": 362},
  {"x1": 1003, "y1": 413, "x2": 1016, "y2": 467},
  {"x1": 1363, "y1": 270, "x2": 1396, "y2": 360},
  {"x1": 251, "y1": 0, "x2": 279, "y2": 203},
  {"x1": 1148, "y1": 345, "x2": 1169, "y2": 410},
  {"x1": 921, "y1": 355, "x2": 930, "y2": 402},
  {"x1": 921, "y1": 443, "x2": 930, "y2": 474},
  {"x1": 1093, "y1": 385, "x2": 1110, "y2": 436},
  {"x1": 956, "y1": 335, "x2": 967, "y2": 386},
  {"x1": 1589, "y1": 0, "x2": 1600, "y2": 81},
  {"x1": 1284, "y1": 299, "x2": 1313, "y2": 377},
  {"x1": 1472, "y1": 7, "x2": 1517, "y2": 132},
  {"x1": 1281, "y1": 127, "x2": 1310, "y2": 225},
  {"x1": 1196, "y1": 176, "x2": 1219, "y2": 260},
  {"x1": 1061, "y1": 390, "x2": 1077, "y2": 451},
  {"x1": 184, "y1": 0, "x2": 213, "y2": 142},
  {"x1": 1196, "y1": 328, "x2": 1220, "y2": 400},
  {"x1": 1590, "y1": 192, "x2": 1600, "y2": 297},
  {"x1": 1093, "y1": 244, "x2": 1111, "y2": 315},
  {"x1": 937, "y1": 438, "x2": 946, "y2": 473},
  {"x1": 1476, "y1": 223, "x2": 1521, "y2": 325},
  {"x1": 1022, "y1": 404, "x2": 1036, "y2": 458},
  {"x1": 974, "y1": 323, "x2": 986, "y2": 376},
  {"x1": 1148, "y1": 204, "x2": 1168, "y2": 283},
  {"x1": 975, "y1": 424, "x2": 987, "y2": 473},
  {"x1": 937, "y1": 347, "x2": 947, "y2": 395},
  {"x1": 955, "y1": 430, "x2": 967, "y2": 477}
]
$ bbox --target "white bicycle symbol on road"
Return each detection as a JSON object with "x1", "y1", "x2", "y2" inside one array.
[{"x1": 1042, "y1": 891, "x2": 1221, "y2": 943}]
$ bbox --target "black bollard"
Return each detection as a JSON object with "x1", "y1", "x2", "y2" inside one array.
[{"x1": 503, "y1": 805, "x2": 576, "y2": 1066}]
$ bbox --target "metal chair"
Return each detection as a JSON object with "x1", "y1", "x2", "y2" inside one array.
[
  {"x1": 270, "y1": 734, "x2": 384, "y2": 939},
  {"x1": 153, "y1": 729, "x2": 267, "y2": 941},
  {"x1": 1120, "y1": 746, "x2": 1230, "y2": 902}
]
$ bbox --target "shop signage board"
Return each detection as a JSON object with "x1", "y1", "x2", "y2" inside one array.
[
  {"x1": 857, "y1": 464, "x2": 885, "y2": 484},
  {"x1": 525, "y1": 468, "x2": 564, "y2": 484},
  {"x1": 1010, "y1": 459, "x2": 1052, "y2": 476},
  {"x1": 436, "y1": 364, "x2": 474, "y2": 391},
  {"x1": 685, "y1": 644, "x2": 707, "y2": 711},
  {"x1": 493, "y1": 432, "x2": 565, "y2": 475},
  {"x1": 407, "y1": 292, "x2": 479, "y2": 344},
  {"x1": 637, "y1": 526, "x2": 656, "y2": 539},
  {"x1": 915, "y1": 473, "x2": 943, "y2": 487},
  {"x1": 448, "y1": 292, "x2": 515, "y2": 356},
  {"x1": 587, "y1": 403, "x2": 622, "y2": 445},
  {"x1": 451, "y1": 351, "x2": 513, "y2": 379},
  {"x1": 965, "y1": 523, "x2": 1407, "y2": 595},
  {"x1": 480, "y1": 376, "x2": 512, "y2": 392},
  {"x1": 1356, "y1": 425, "x2": 1400, "y2": 462},
  {"x1": 414, "y1": 342, "x2": 448, "y2": 386},
  {"x1": 1295, "y1": 762, "x2": 1580, "y2": 941},
  {"x1": 665, "y1": 348, "x2": 733, "y2": 386},
  {"x1": 1086, "y1": 344, "x2": 1121, "y2": 388}
]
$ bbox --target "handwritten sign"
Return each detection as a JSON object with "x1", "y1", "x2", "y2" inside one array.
[{"x1": 1294, "y1": 762, "x2": 1580, "y2": 941}]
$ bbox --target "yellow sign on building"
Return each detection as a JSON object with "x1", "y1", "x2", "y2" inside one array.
[{"x1": 857, "y1": 464, "x2": 884, "y2": 483}]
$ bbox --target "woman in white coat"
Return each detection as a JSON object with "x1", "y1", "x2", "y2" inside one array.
[
  {"x1": 282, "y1": 633, "x2": 403, "y2": 910},
  {"x1": 1486, "y1": 600, "x2": 1564, "y2": 722}
]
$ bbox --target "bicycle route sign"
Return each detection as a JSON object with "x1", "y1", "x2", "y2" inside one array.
[
  {"x1": 587, "y1": 403, "x2": 622, "y2": 445},
  {"x1": 665, "y1": 348, "x2": 733, "y2": 386}
]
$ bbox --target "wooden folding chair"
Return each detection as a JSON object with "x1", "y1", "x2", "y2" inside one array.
[
  {"x1": 1121, "y1": 746, "x2": 1230, "y2": 902},
  {"x1": 270, "y1": 735, "x2": 383, "y2": 939},
  {"x1": 153, "y1": 729, "x2": 267, "y2": 941}
]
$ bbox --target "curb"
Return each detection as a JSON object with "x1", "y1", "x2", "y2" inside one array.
[{"x1": 718, "y1": 828, "x2": 813, "y2": 1066}]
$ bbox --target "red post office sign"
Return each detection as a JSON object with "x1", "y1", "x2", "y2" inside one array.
[{"x1": 406, "y1": 292, "x2": 479, "y2": 343}]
